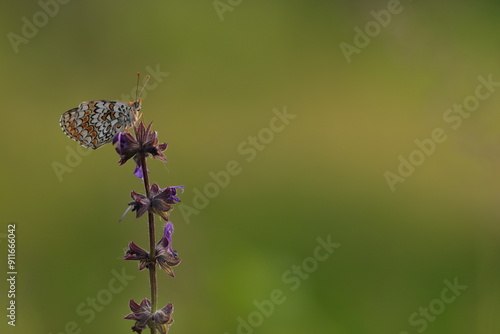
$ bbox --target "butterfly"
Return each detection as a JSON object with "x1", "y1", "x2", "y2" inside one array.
[{"x1": 59, "y1": 74, "x2": 150, "y2": 149}]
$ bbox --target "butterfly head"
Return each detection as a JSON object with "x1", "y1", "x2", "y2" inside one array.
[
  {"x1": 130, "y1": 73, "x2": 150, "y2": 123},
  {"x1": 130, "y1": 99, "x2": 143, "y2": 123}
]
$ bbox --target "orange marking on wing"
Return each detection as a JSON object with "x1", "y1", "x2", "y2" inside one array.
[{"x1": 69, "y1": 125, "x2": 79, "y2": 137}]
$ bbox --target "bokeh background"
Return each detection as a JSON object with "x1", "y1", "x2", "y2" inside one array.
[{"x1": 2, "y1": 1, "x2": 500, "y2": 333}]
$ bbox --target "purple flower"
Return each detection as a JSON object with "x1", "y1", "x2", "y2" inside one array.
[
  {"x1": 124, "y1": 222, "x2": 181, "y2": 276},
  {"x1": 155, "y1": 222, "x2": 181, "y2": 277},
  {"x1": 133, "y1": 164, "x2": 147, "y2": 179},
  {"x1": 113, "y1": 122, "x2": 168, "y2": 178},
  {"x1": 124, "y1": 299, "x2": 174, "y2": 334},
  {"x1": 164, "y1": 222, "x2": 174, "y2": 244},
  {"x1": 124, "y1": 184, "x2": 183, "y2": 222},
  {"x1": 150, "y1": 184, "x2": 183, "y2": 221},
  {"x1": 113, "y1": 132, "x2": 138, "y2": 164}
]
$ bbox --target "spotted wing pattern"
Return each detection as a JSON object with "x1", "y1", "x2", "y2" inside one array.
[{"x1": 60, "y1": 100, "x2": 139, "y2": 149}]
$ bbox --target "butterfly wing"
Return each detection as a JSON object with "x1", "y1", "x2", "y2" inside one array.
[
  {"x1": 60, "y1": 100, "x2": 134, "y2": 149},
  {"x1": 59, "y1": 107, "x2": 96, "y2": 149}
]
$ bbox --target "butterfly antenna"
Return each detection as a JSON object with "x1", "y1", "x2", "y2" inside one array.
[
  {"x1": 135, "y1": 72, "x2": 141, "y2": 102},
  {"x1": 137, "y1": 75, "x2": 151, "y2": 101}
]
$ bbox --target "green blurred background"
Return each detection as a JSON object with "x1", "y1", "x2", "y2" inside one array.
[{"x1": 2, "y1": 1, "x2": 500, "y2": 333}]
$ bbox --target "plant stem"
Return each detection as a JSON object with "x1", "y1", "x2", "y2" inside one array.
[{"x1": 141, "y1": 156, "x2": 157, "y2": 334}]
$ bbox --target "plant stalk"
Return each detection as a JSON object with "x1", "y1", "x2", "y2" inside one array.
[{"x1": 141, "y1": 156, "x2": 157, "y2": 334}]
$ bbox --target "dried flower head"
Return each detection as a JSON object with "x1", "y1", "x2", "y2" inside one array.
[
  {"x1": 125, "y1": 299, "x2": 174, "y2": 334},
  {"x1": 153, "y1": 302, "x2": 174, "y2": 334},
  {"x1": 124, "y1": 241, "x2": 151, "y2": 270},
  {"x1": 124, "y1": 298, "x2": 153, "y2": 334},
  {"x1": 124, "y1": 184, "x2": 183, "y2": 222}
]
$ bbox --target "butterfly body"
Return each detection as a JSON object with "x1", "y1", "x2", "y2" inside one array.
[{"x1": 60, "y1": 99, "x2": 141, "y2": 149}]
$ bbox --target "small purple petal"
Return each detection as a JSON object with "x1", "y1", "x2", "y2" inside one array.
[
  {"x1": 134, "y1": 164, "x2": 144, "y2": 178},
  {"x1": 112, "y1": 132, "x2": 121, "y2": 145},
  {"x1": 162, "y1": 186, "x2": 184, "y2": 202},
  {"x1": 161, "y1": 185, "x2": 184, "y2": 193},
  {"x1": 164, "y1": 222, "x2": 174, "y2": 243}
]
